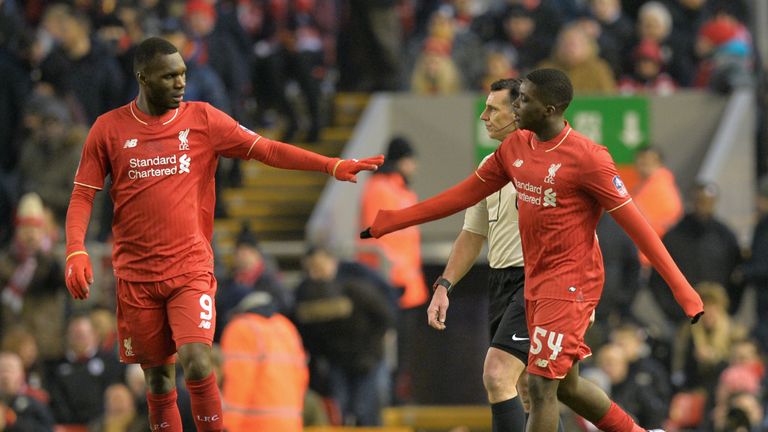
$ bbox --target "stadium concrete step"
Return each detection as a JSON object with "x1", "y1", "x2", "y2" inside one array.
[
  {"x1": 333, "y1": 92, "x2": 371, "y2": 127},
  {"x1": 214, "y1": 92, "x2": 370, "y2": 275}
]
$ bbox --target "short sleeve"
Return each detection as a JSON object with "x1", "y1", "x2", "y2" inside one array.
[
  {"x1": 205, "y1": 103, "x2": 262, "y2": 159},
  {"x1": 580, "y1": 145, "x2": 632, "y2": 212},
  {"x1": 463, "y1": 200, "x2": 489, "y2": 236},
  {"x1": 74, "y1": 119, "x2": 109, "y2": 190}
]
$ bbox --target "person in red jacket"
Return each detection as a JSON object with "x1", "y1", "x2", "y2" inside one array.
[
  {"x1": 63, "y1": 37, "x2": 382, "y2": 432},
  {"x1": 362, "y1": 68, "x2": 703, "y2": 432}
]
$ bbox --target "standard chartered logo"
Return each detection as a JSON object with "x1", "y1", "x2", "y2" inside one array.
[
  {"x1": 127, "y1": 153, "x2": 191, "y2": 179},
  {"x1": 543, "y1": 188, "x2": 557, "y2": 207},
  {"x1": 179, "y1": 154, "x2": 191, "y2": 173}
]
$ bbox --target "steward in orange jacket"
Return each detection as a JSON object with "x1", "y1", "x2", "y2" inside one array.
[{"x1": 221, "y1": 291, "x2": 309, "y2": 432}]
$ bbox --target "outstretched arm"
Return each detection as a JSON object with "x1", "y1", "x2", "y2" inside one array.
[
  {"x1": 65, "y1": 184, "x2": 97, "y2": 300},
  {"x1": 362, "y1": 173, "x2": 504, "y2": 238},
  {"x1": 610, "y1": 201, "x2": 704, "y2": 323},
  {"x1": 247, "y1": 136, "x2": 384, "y2": 182}
]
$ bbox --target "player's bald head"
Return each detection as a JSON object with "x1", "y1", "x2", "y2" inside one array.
[{"x1": 133, "y1": 37, "x2": 179, "y2": 75}]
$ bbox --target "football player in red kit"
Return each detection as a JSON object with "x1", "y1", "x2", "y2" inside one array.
[
  {"x1": 65, "y1": 37, "x2": 383, "y2": 432},
  {"x1": 361, "y1": 68, "x2": 702, "y2": 432}
]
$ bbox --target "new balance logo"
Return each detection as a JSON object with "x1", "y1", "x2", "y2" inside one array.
[
  {"x1": 513, "y1": 159, "x2": 524, "y2": 167},
  {"x1": 123, "y1": 139, "x2": 138, "y2": 148},
  {"x1": 198, "y1": 320, "x2": 211, "y2": 329},
  {"x1": 543, "y1": 188, "x2": 557, "y2": 207},
  {"x1": 179, "y1": 154, "x2": 191, "y2": 173},
  {"x1": 178, "y1": 128, "x2": 190, "y2": 150}
]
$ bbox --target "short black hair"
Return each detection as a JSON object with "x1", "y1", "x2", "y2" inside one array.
[
  {"x1": 489, "y1": 78, "x2": 522, "y2": 107},
  {"x1": 525, "y1": 68, "x2": 573, "y2": 112},
  {"x1": 133, "y1": 37, "x2": 178, "y2": 74}
]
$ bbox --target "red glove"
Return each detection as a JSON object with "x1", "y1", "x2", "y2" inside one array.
[
  {"x1": 65, "y1": 251, "x2": 93, "y2": 300},
  {"x1": 327, "y1": 155, "x2": 385, "y2": 182}
]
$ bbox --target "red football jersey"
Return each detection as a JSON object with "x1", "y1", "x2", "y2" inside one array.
[
  {"x1": 477, "y1": 123, "x2": 632, "y2": 301},
  {"x1": 75, "y1": 101, "x2": 262, "y2": 281}
]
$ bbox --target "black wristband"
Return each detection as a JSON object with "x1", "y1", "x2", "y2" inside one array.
[{"x1": 432, "y1": 277, "x2": 453, "y2": 294}]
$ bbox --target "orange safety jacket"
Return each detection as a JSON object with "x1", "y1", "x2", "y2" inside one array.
[
  {"x1": 221, "y1": 312, "x2": 309, "y2": 432},
  {"x1": 359, "y1": 173, "x2": 429, "y2": 309}
]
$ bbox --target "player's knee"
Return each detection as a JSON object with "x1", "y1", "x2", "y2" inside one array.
[
  {"x1": 144, "y1": 366, "x2": 175, "y2": 394},
  {"x1": 483, "y1": 362, "x2": 514, "y2": 396},
  {"x1": 178, "y1": 343, "x2": 212, "y2": 380},
  {"x1": 526, "y1": 375, "x2": 558, "y2": 406}
]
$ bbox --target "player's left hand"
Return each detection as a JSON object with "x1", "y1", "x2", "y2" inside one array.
[
  {"x1": 330, "y1": 155, "x2": 384, "y2": 183},
  {"x1": 65, "y1": 251, "x2": 93, "y2": 300}
]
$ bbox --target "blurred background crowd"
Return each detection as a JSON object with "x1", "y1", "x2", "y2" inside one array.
[{"x1": 0, "y1": 0, "x2": 767, "y2": 430}]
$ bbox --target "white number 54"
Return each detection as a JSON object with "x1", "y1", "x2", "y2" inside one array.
[{"x1": 529, "y1": 326, "x2": 564, "y2": 360}]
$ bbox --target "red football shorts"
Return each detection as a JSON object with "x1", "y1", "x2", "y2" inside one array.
[
  {"x1": 525, "y1": 298, "x2": 598, "y2": 379},
  {"x1": 115, "y1": 271, "x2": 217, "y2": 368}
]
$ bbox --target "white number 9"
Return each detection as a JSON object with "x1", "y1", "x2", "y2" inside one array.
[{"x1": 199, "y1": 294, "x2": 213, "y2": 320}]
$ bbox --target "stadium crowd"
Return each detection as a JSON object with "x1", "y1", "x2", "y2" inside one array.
[{"x1": 0, "y1": 0, "x2": 766, "y2": 430}]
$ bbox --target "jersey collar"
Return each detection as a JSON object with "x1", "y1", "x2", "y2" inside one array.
[
  {"x1": 129, "y1": 100, "x2": 182, "y2": 126},
  {"x1": 529, "y1": 121, "x2": 572, "y2": 153}
]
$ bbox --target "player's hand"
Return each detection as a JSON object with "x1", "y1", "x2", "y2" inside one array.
[
  {"x1": 329, "y1": 155, "x2": 384, "y2": 183},
  {"x1": 690, "y1": 311, "x2": 704, "y2": 324},
  {"x1": 427, "y1": 286, "x2": 450, "y2": 330},
  {"x1": 65, "y1": 251, "x2": 93, "y2": 300}
]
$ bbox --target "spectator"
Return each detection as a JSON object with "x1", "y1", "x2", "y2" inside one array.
[
  {"x1": 410, "y1": 38, "x2": 463, "y2": 95},
  {"x1": 44, "y1": 314, "x2": 125, "y2": 426},
  {"x1": 649, "y1": 182, "x2": 743, "y2": 319},
  {"x1": 405, "y1": 8, "x2": 486, "y2": 91},
  {"x1": 480, "y1": 50, "x2": 518, "y2": 91},
  {"x1": 538, "y1": 23, "x2": 617, "y2": 94},
  {"x1": 693, "y1": 12, "x2": 754, "y2": 93},
  {"x1": 184, "y1": 0, "x2": 251, "y2": 122},
  {"x1": 0, "y1": 351, "x2": 55, "y2": 432},
  {"x1": 484, "y1": 5, "x2": 551, "y2": 75},
  {"x1": 336, "y1": 0, "x2": 403, "y2": 92},
  {"x1": 711, "y1": 369, "x2": 764, "y2": 431},
  {"x1": 358, "y1": 136, "x2": 429, "y2": 310},
  {"x1": 0, "y1": 326, "x2": 48, "y2": 404},
  {"x1": 594, "y1": 343, "x2": 668, "y2": 429},
  {"x1": 671, "y1": 282, "x2": 747, "y2": 392},
  {"x1": 294, "y1": 247, "x2": 394, "y2": 425},
  {"x1": 160, "y1": 19, "x2": 232, "y2": 114},
  {"x1": 629, "y1": 1, "x2": 694, "y2": 86},
  {"x1": 742, "y1": 176, "x2": 768, "y2": 351},
  {"x1": 215, "y1": 225, "x2": 287, "y2": 342},
  {"x1": 610, "y1": 323, "x2": 672, "y2": 404},
  {"x1": 590, "y1": 0, "x2": 635, "y2": 77},
  {"x1": 631, "y1": 147, "x2": 683, "y2": 239},
  {"x1": 0, "y1": 192, "x2": 66, "y2": 360},
  {"x1": 221, "y1": 291, "x2": 308, "y2": 431},
  {"x1": 618, "y1": 39, "x2": 678, "y2": 95},
  {"x1": 39, "y1": 3, "x2": 126, "y2": 124},
  {"x1": 18, "y1": 93, "x2": 87, "y2": 222},
  {"x1": 242, "y1": 0, "x2": 326, "y2": 142},
  {"x1": 595, "y1": 216, "x2": 640, "y2": 333},
  {"x1": 88, "y1": 383, "x2": 148, "y2": 432}
]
